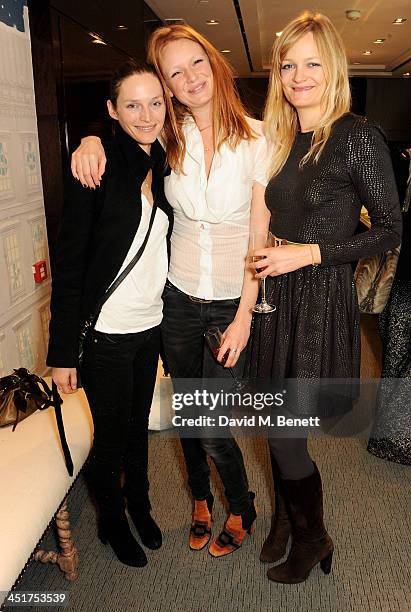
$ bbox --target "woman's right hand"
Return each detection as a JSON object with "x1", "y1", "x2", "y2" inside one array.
[
  {"x1": 71, "y1": 136, "x2": 106, "y2": 189},
  {"x1": 52, "y1": 367, "x2": 78, "y2": 394}
]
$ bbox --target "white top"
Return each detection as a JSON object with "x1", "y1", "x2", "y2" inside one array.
[
  {"x1": 95, "y1": 195, "x2": 168, "y2": 333},
  {"x1": 164, "y1": 116, "x2": 268, "y2": 300}
]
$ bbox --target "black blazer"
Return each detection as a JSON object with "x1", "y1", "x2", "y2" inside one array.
[{"x1": 47, "y1": 127, "x2": 173, "y2": 368}]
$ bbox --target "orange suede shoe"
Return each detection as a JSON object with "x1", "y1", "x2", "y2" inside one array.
[
  {"x1": 189, "y1": 493, "x2": 214, "y2": 551},
  {"x1": 208, "y1": 492, "x2": 257, "y2": 558}
]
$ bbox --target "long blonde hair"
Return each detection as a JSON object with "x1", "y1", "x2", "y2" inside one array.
[
  {"x1": 264, "y1": 11, "x2": 351, "y2": 178},
  {"x1": 147, "y1": 24, "x2": 255, "y2": 173}
]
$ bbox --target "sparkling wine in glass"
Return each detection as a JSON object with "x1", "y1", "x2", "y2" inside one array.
[{"x1": 251, "y1": 231, "x2": 276, "y2": 314}]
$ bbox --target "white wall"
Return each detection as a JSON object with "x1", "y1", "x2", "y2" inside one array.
[{"x1": 0, "y1": 6, "x2": 51, "y2": 376}]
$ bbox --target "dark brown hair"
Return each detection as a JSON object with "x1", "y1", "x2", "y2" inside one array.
[{"x1": 109, "y1": 60, "x2": 159, "y2": 107}]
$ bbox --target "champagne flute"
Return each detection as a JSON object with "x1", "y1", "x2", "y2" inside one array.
[{"x1": 251, "y1": 231, "x2": 276, "y2": 314}]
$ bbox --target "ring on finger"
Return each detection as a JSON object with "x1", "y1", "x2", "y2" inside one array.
[{"x1": 230, "y1": 347, "x2": 238, "y2": 353}]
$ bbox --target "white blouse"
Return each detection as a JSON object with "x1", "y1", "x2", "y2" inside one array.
[
  {"x1": 165, "y1": 116, "x2": 268, "y2": 300},
  {"x1": 95, "y1": 195, "x2": 169, "y2": 333}
]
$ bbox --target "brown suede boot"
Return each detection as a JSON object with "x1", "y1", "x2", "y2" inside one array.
[
  {"x1": 260, "y1": 451, "x2": 292, "y2": 563},
  {"x1": 267, "y1": 464, "x2": 334, "y2": 584}
]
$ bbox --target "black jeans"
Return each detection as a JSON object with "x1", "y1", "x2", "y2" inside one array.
[
  {"x1": 161, "y1": 281, "x2": 250, "y2": 514},
  {"x1": 81, "y1": 326, "x2": 160, "y2": 514}
]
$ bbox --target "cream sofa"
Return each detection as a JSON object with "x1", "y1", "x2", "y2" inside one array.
[
  {"x1": 0, "y1": 386, "x2": 93, "y2": 607},
  {"x1": 0, "y1": 365, "x2": 173, "y2": 607}
]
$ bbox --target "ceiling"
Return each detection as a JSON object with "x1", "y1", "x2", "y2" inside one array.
[
  {"x1": 48, "y1": 0, "x2": 411, "y2": 79},
  {"x1": 49, "y1": 0, "x2": 157, "y2": 79},
  {"x1": 146, "y1": 0, "x2": 411, "y2": 78}
]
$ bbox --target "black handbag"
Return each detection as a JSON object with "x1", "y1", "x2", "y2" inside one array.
[
  {"x1": 78, "y1": 201, "x2": 158, "y2": 367},
  {"x1": 0, "y1": 368, "x2": 73, "y2": 476}
]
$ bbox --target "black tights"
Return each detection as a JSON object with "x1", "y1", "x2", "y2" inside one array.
[{"x1": 267, "y1": 436, "x2": 314, "y2": 480}]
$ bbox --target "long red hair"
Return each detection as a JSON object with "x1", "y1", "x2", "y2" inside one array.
[{"x1": 147, "y1": 24, "x2": 255, "y2": 173}]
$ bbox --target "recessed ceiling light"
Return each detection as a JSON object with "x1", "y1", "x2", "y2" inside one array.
[
  {"x1": 276, "y1": 31, "x2": 283, "y2": 37},
  {"x1": 116, "y1": 25, "x2": 128, "y2": 30},
  {"x1": 393, "y1": 17, "x2": 407, "y2": 24},
  {"x1": 345, "y1": 10, "x2": 361, "y2": 21},
  {"x1": 404, "y1": 72, "x2": 411, "y2": 76},
  {"x1": 221, "y1": 49, "x2": 231, "y2": 53},
  {"x1": 373, "y1": 38, "x2": 385, "y2": 44},
  {"x1": 363, "y1": 50, "x2": 372, "y2": 55},
  {"x1": 89, "y1": 33, "x2": 107, "y2": 45},
  {"x1": 206, "y1": 19, "x2": 219, "y2": 25}
]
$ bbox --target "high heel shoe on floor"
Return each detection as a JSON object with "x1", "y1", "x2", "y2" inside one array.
[
  {"x1": 99, "y1": 513, "x2": 148, "y2": 567},
  {"x1": 189, "y1": 493, "x2": 214, "y2": 550},
  {"x1": 266, "y1": 464, "x2": 334, "y2": 584},
  {"x1": 208, "y1": 492, "x2": 257, "y2": 558}
]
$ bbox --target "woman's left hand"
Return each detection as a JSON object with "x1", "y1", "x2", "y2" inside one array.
[
  {"x1": 251, "y1": 244, "x2": 317, "y2": 277},
  {"x1": 218, "y1": 318, "x2": 251, "y2": 368}
]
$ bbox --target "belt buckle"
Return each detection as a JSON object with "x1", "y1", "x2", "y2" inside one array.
[{"x1": 188, "y1": 295, "x2": 213, "y2": 304}]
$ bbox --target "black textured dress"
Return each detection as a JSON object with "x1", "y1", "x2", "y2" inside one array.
[
  {"x1": 367, "y1": 210, "x2": 411, "y2": 464},
  {"x1": 246, "y1": 113, "x2": 402, "y2": 415}
]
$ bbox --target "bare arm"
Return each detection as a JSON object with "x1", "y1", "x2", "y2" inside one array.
[
  {"x1": 71, "y1": 136, "x2": 107, "y2": 188},
  {"x1": 219, "y1": 181, "x2": 270, "y2": 368}
]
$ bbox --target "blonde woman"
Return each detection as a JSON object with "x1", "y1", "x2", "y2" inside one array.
[
  {"x1": 70, "y1": 25, "x2": 267, "y2": 557},
  {"x1": 246, "y1": 12, "x2": 402, "y2": 583}
]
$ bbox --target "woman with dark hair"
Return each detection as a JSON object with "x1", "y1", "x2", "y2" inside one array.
[
  {"x1": 48, "y1": 61, "x2": 173, "y2": 567},
  {"x1": 70, "y1": 24, "x2": 267, "y2": 558},
  {"x1": 246, "y1": 11, "x2": 402, "y2": 583}
]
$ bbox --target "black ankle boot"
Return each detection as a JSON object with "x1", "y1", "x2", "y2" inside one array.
[
  {"x1": 88, "y1": 465, "x2": 147, "y2": 567},
  {"x1": 127, "y1": 505, "x2": 162, "y2": 550},
  {"x1": 99, "y1": 512, "x2": 148, "y2": 567}
]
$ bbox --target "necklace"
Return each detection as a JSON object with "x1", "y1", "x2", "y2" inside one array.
[{"x1": 199, "y1": 124, "x2": 213, "y2": 153}]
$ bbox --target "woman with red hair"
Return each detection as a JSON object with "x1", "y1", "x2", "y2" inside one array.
[{"x1": 71, "y1": 24, "x2": 268, "y2": 558}]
